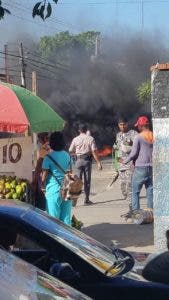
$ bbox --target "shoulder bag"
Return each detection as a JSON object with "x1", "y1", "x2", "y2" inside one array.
[{"x1": 46, "y1": 154, "x2": 83, "y2": 204}]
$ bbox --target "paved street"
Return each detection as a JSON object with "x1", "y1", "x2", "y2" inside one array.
[{"x1": 73, "y1": 158, "x2": 154, "y2": 254}]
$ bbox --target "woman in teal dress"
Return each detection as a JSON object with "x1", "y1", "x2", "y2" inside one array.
[{"x1": 42, "y1": 132, "x2": 72, "y2": 225}]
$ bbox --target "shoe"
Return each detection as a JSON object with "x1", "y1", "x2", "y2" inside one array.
[{"x1": 84, "y1": 200, "x2": 94, "y2": 205}]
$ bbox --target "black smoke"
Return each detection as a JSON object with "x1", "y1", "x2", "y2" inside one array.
[
  {"x1": 4, "y1": 31, "x2": 169, "y2": 147},
  {"x1": 37, "y1": 31, "x2": 168, "y2": 147}
]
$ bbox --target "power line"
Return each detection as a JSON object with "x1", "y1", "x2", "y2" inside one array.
[
  {"x1": 0, "y1": 67, "x2": 20, "y2": 73},
  {"x1": 0, "y1": 54, "x2": 18, "y2": 62},
  {"x1": 21, "y1": 0, "x2": 169, "y2": 3},
  {"x1": 0, "y1": 42, "x2": 69, "y2": 70},
  {"x1": 0, "y1": 47, "x2": 72, "y2": 85},
  {"x1": 26, "y1": 61, "x2": 64, "y2": 77},
  {"x1": 23, "y1": 47, "x2": 70, "y2": 69},
  {"x1": 3, "y1": 1, "x2": 78, "y2": 33},
  {"x1": 24, "y1": 54, "x2": 69, "y2": 72},
  {"x1": 4, "y1": 0, "x2": 169, "y2": 37},
  {"x1": 0, "y1": 50, "x2": 69, "y2": 71},
  {"x1": 26, "y1": 63, "x2": 61, "y2": 78},
  {"x1": 11, "y1": 13, "x2": 65, "y2": 34},
  {"x1": 7, "y1": 0, "x2": 79, "y2": 31},
  {"x1": 49, "y1": 0, "x2": 169, "y2": 3},
  {"x1": 0, "y1": 45, "x2": 71, "y2": 84},
  {"x1": 0, "y1": 65, "x2": 62, "y2": 81}
]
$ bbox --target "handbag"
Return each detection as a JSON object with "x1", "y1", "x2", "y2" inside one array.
[{"x1": 47, "y1": 154, "x2": 83, "y2": 203}]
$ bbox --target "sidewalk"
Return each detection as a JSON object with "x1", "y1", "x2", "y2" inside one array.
[{"x1": 73, "y1": 160, "x2": 154, "y2": 254}]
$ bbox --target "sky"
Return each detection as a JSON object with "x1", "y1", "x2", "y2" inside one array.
[
  {"x1": 0, "y1": 0, "x2": 167, "y2": 135},
  {"x1": 1, "y1": 0, "x2": 169, "y2": 42},
  {"x1": 0, "y1": 0, "x2": 169, "y2": 68}
]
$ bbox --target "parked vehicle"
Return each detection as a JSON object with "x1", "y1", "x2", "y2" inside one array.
[
  {"x1": 0, "y1": 247, "x2": 91, "y2": 300},
  {"x1": 0, "y1": 200, "x2": 169, "y2": 300}
]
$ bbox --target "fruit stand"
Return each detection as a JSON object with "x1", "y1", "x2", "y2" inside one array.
[
  {"x1": 0, "y1": 82, "x2": 65, "y2": 204},
  {"x1": 0, "y1": 175, "x2": 29, "y2": 202},
  {"x1": 0, "y1": 136, "x2": 33, "y2": 203}
]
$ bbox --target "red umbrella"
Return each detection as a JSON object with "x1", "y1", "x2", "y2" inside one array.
[
  {"x1": 0, "y1": 83, "x2": 64, "y2": 133},
  {"x1": 0, "y1": 83, "x2": 29, "y2": 133}
]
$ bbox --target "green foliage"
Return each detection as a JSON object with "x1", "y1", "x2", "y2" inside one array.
[
  {"x1": 0, "y1": 0, "x2": 10, "y2": 20},
  {"x1": 38, "y1": 31, "x2": 100, "y2": 65},
  {"x1": 32, "y1": 1, "x2": 57, "y2": 20},
  {"x1": 137, "y1": 81, "x2": 151, "y2": 104},
  {"x1": 0, "y1": 0, "x2": 58, "y2": 20}
]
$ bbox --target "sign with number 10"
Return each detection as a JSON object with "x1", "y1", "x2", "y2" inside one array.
[
  {"x1": 0, "y1": 137, "x2": 32, "y2": 181},
  {"x1": 2, "y1": 143, "x2": 22, "y2": 164}
]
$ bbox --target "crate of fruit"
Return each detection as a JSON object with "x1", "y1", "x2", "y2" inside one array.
[{"x1": 0, "y1": 175, "x2": 31, "y2": 203}]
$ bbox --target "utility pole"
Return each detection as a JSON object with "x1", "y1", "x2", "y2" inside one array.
[
  {"x1": 95, "y1": 34, "x2": 101, "y2": 58},
  {"x1": 19, "y1": 42, "x2": 26, "y2": 88},
  {"x1": 32, "y1": 71, "x2": 38, "y2": 169},
  {"x1": 4, "y1": 44, "x2": 9, "y2": 83},
  {"x1": 90, "y1": 34, "x2": 101, "y2": 62},
  {"x1": 32, "y1": 71, "x2": 37, "y2": 94}
]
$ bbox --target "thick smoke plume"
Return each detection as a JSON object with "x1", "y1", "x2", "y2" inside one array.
[
  {"x1": 38, "y1": 31, "x2": 168, "y2": 146},
  {"x1": 5, "y1": 31, "x2": 169, "y2": 147}
]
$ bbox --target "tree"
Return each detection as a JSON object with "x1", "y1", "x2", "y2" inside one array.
[
  {"x1": 137, "y1": 81, "x2": 151, "y2": 104},
  {"x1": 36, "y1": 31, "x2": 141, "y2": 146},
  {"x1": 0, "y1": 0, "x2": 58, "y2": 20},
  {"x1": 38, "y1": 31, "x2": 100, "y2": 66}
]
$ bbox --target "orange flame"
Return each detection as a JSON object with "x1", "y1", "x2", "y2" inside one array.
[{"x1": 97, "y1": 146, "x2": 112, "y2": 157}]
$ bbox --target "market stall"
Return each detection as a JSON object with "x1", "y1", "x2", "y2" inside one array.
[{"x1": 0, "y1": 82, "x2": 65, "y2": 203}]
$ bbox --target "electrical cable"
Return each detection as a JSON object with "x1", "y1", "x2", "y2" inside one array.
[
  {"x1": 0, "y1": 50, "x2": 69, "y2": 71},
  {"x1": 23, "y1": 47, "x2": 70, "y2": 69},
  {"x1": 6, "y1": 0, "x2": 79, "y2": 31},
  {"x1": 3, "y1": 1, "x2": 78, "y2": 35},
  {"x1": 26, "y1": 61, "x2": 63, "y2": 77}
]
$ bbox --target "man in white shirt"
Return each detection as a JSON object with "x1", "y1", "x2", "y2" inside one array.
[{"x1": 69, "y1": 124, "x2": 102, "y2": 205}]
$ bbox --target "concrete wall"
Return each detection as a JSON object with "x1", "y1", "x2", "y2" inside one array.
[{"x1": 152, "y1": 68, "x2": 169, "y2": 251}]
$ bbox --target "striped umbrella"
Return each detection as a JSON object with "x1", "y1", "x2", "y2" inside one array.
[{"x1": 0, "y1": 82, "x2": 65, "y2": 133}]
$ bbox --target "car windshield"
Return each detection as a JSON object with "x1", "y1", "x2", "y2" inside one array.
[
  {"x1": 22, "y1": 208, "x2": 125, "y2": 276},
  {"x1": 0, "y1": 248, "x2": 90, "y2": 300}
]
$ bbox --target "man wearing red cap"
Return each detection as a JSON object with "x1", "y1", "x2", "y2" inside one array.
[{"x1": 121, "y1": 116, "x2": 153, "y2": 213}]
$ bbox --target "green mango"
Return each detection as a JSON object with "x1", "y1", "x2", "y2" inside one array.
[
  {"x1": 12, "y1": 193, "x2": 18, "y2": 199},
  {"x1": 5, "y1": 192, "x2": 12, "y2": 199},
  {"x1": 10, "y1": 180, "x2": 16, "y2": 189},
  {"x1": 0, "y1": 184, "x2": 4, "y2": 193},
  {"x1": 5, "y1": 182, "x2": 11, "y2": 190},
  {"x1": 16, "y1": 185, "x2": 23, "y2": 195}
]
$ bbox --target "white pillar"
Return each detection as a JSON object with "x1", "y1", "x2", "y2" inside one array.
[{"x1": 151, "y1": 64, "x2": 169, "y2": 251}]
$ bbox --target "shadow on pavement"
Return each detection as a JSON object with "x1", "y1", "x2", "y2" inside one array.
[
  {"x1": 82, "y1": 222, "x2": 153, "y2": 249},
  {"x1": 77, "y1": 198, "x2": 124, "y2": 207},
  {"x1": 92, "y1": 198, "x2": 124, "y2": 204}
]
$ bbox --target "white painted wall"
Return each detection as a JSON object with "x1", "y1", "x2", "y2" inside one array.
[{"x1": 0, "y1": 137, "x2": 32, "y2": 181}]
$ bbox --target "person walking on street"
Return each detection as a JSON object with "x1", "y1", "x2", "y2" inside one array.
[
  {"x1": 121, "y1": 116, "x2": 153, "y2": 212},
  {"x1": 114, "y1": 117, "x2": 137, "y2": 215},
  {"x1": 69, "y1": 124, "x2": 102, "y2": 205},
  {"x1": 42, "y1": 132, "x2": 72, "y2": 225}
]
